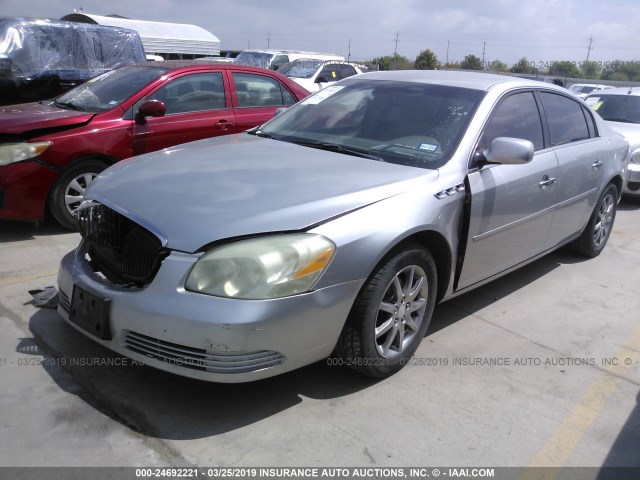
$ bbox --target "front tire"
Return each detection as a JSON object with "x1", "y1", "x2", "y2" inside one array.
[
  {"x1": 573, "y1": 183, "x2": 618, "y2": 258},
  {"x1": 336, "y1": 245, "x2": 437, "y2": 378},
  {"x1": 49, "y1": 159, "x2": 108, "y2": 230}
]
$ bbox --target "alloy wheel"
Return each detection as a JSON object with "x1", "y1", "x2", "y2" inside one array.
[{"x1": 375, "y1": 265, "x2": 429, "y2": 358}]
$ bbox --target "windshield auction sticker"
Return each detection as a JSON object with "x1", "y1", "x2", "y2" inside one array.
[
  {"x1": 301, "y1": 85, "x2": 345, "y2": 105},
  {"x1": 584, "y1": 97, "x2": 603, "y2": 110}
]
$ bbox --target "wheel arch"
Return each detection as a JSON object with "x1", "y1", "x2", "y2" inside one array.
[
  {"x1": 62, "y1": 153, "x2": 118, "y2": 170},
  {"x1": 376, "y1": 230, "x2": 453, "y2": 303},
  {"x1": 608, "y1": 174, "x2": 623, "y2": 201},
  {"x1": 46, "y1": 154, "x2": 117, "y2": 203},
  {"x1": 45, "y1": 154, "x2": 117, "y2": 227}
]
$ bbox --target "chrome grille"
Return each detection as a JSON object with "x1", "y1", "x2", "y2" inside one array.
[
  {"x1": 122, "y1": 330, "x2": 286, "y2": 374},
  {"x1": 122, "y1": 226, "x2": 163, "y2": 281},
  {"x1": 77, "y1": 202, "x2": 168, "y2": 286},
  {"x1": 77, "y1": 202, "x2": 123, "y2": 248}
]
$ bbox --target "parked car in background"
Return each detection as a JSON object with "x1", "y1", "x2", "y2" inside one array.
[
  {"x1": 569, "y1": 83, "x2": 614, "y2": 98},
  {"x1": 0, "y1": 18, "x2": 146, "y2": 105},
  {"x1": 585, "y1": 87, "x2": 640, "y2": 196},
  {"x1": 278, "y1": 60, "x2": 363, "y2": 91},
  {"x1": 57, "y1": 71, "x2": 626, "y2": 383},
  {"x1": 0, "y1": 61, "x2": 309, "y2": 229},
  {"x1": 234, "y1": 49, "x2": 345, "y2": 70}
]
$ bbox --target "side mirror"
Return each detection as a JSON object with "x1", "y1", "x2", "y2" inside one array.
[
  {"x1": 135, "y1": 100, "x2": 166, "y2": 124},
  {"x1": 315, "y1": 75, "x2": 330, "y2": 84},
  {"x1": 483, "y1": 137, "x2": 534, "y2": 165}
]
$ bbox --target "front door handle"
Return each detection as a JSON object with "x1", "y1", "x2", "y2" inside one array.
[
  {"x1": 539, "y1": 176, "x2": 557, "y2": 189},
  {"x1": 215, "y1": 119, "x2": 235, "y2": 130},
  {"x1": 592, "y1": 159, "x2": 603, "y2": 169}
]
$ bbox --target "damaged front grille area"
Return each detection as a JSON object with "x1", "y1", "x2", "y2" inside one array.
[{"x1": 77, "y1": 202, "x2": 168, "y2": 287}]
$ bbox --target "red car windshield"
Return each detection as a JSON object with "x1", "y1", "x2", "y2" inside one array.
[{"x1": 55, "y1": 66, "x2": 171, "y2": 113}]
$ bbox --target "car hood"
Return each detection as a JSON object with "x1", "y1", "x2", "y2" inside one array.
[
  {"x1": 0, "y1": 101, "x2": 94, "y2": 135},
  {"x1": 605, "y1": 121, "x2": 640, "y2": 148},
  {"x1": 87, "y1": 134, "x2": 437, "y2": 252}
]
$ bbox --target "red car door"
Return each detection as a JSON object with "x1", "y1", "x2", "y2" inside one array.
[
  {"x1": 132, "y1": 71, "x2": 236, "y2": 155},
  {"x1": 230, "y1": 71, "x2": 300, "y2": 132}
]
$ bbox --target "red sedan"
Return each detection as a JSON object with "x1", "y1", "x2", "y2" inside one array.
[{"x1": 0, "y1": 61, "x2": 309, "y2": 229}]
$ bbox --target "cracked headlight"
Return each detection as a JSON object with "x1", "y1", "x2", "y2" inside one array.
[
  {"x1": 185, "y1": 234, "x2": 335, "y2": 299},
  {"x1": 0, "y1": 142, "x2": 51, "y2": 166}
]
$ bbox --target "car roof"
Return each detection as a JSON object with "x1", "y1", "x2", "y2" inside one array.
[
  {"x1": 354, "y1": 70, "x2": 567, "y2": 93},
  {"x1": 122, "y1": 61, "x2": 311, "y2": 98},
  {"x1": 288, "y1": 59, "x2": 356, "y2": 66},
  {"x1": 239, "y1": 49, "x2": 338, "y2": 55},
  {"x1": 585, "y1": 86, "x2": 640, "y2": 97},
  {"x1": 572, "y1": 83, "x2": 608, "y2": 87},
  {"x1": 130, "y1": 60, "x2": 275, "y2": 74}
]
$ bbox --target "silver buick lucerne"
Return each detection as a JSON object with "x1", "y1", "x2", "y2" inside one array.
[{"x1": 57, "y1": 71, "x2": 628, "y2": 382}]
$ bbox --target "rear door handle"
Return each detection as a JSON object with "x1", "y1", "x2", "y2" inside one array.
[{"x1": 592, "y1": 159, "x2": 603, "y2": 169}]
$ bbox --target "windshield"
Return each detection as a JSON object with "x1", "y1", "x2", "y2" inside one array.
[
  {"x1": 570, "y1": 85, "x2": 596, "y2": 94},
  {"x1": 234, "y1": 52, "x2": 273, "y2": 68},
  {"x1": 278, "y1": 60, "x2": 324, "y2": 78},
  {"x1": 55, "y1": 65, "x2": 170, "y2": 113},
  {"x1": 585, "y1": 94, "x2": 640, "y2": 124},
  {"x1": 258, "y1": 79, "x2": 484, "y2": 169}
]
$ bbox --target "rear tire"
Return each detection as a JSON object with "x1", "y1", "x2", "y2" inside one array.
[
  {"x1": 49, "y1": 159, "x2": 108, "y2": 230},
  {"x1": 335, "y1": 245, "x2": 437, "y2": 378},
  {"x1": 573, "y1": 184, "x2": 618, "y2": 258}
]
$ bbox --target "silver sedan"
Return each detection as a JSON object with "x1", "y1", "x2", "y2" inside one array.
[
  {"x1": 57, "y1": 71, "x2": 628, "y2": 382},
  {"x1": 585, "y1": 87, "x2": 640, "y2": 197}
]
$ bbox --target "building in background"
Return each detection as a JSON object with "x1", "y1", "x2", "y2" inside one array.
[{"x1": 61, "y1": 13, "x2": 220, "y2": 59}]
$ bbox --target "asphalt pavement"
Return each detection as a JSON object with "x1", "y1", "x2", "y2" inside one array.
[{"x1": 0, "y1": 200, "x2": 639, "y2": 469}]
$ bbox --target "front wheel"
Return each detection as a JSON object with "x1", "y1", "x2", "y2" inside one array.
[
  {"x1": 49, "y1": 159, "x2": 108, "y2": 230},
  {"x1": 335, "y1": 245, "x2": 437, "y2": 378},
  {"x1": 573, "y1": 183, "x2": 618, "y2": 258}
]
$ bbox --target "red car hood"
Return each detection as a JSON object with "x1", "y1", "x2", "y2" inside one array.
[{"x1": 0, "y1": 102, "x2": 95, "y2": 135}]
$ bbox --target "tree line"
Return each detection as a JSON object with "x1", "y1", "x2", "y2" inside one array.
[{"x1": 370, "y1": 50, "x2": 640, "y2": 82}]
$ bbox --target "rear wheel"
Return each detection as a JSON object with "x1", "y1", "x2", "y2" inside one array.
[
  {"x1": 49, "y1": 159, "x2": 108, "y2": 230},
  {"x1": 335, "y1": 245, "x2": 437, "y2": 378},
  {"x1": 573, "y1": 184, "x2": 618, "y2": 257}
]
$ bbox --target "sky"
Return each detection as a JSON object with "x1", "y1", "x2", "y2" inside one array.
[{"x1": 1, "y1": 0, "x2": 639, "y2": 67}]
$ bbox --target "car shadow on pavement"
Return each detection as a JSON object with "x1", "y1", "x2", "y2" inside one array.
[
  {"x1": 427, "y1": 250, "x2": 565, "y2": 335},
  {"x1": 23, "y1": 247, "x2": 577, "y2": 441},
  {"x1": 618, "y1": 197, "x2": 640, "y2": 211},
  {"x1": 0, "y1": 219, "x2": 71, "y2": 242},
  {"x1": 597, "y1": 390, "x2": 640, "y2": 473},
  {"x1": 26, "y1": 308, "x2": 381, "y2": 440}
]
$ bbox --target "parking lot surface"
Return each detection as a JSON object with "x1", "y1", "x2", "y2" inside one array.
[{"x1": 0, "y1": 200, "x2": 639, "y2": 468}]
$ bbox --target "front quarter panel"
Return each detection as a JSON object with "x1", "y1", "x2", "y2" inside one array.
[{"x1": 311, "y1": 174, "x2": 463, "y2": 295}]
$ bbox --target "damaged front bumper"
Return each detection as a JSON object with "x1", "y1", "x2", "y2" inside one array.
[{"x1": 57, "y1": 243, "x2": 363, "y2": 383}]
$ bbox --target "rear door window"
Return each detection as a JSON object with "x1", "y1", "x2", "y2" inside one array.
[
  {"x1": 232, "y1": 72, "x2": 296, "y2": 107},
  {"x1": 539, "y1": 92, "x2": 590, "y2": 145}
]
